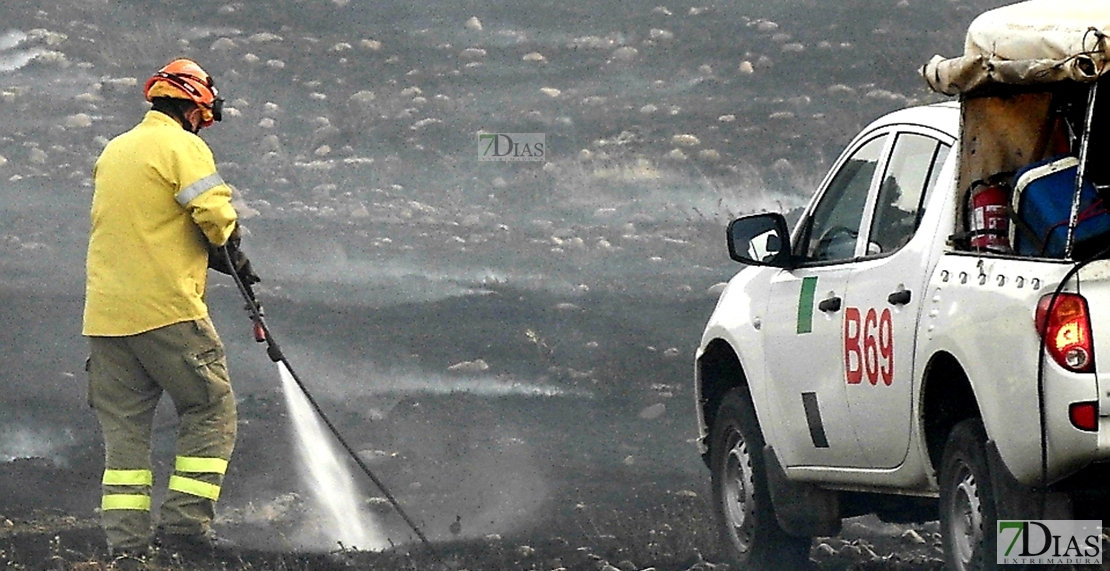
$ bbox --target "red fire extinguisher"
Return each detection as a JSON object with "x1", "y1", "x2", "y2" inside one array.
[{"x1": 968, "y1": 180, "x2": 1011, "y2": 253}]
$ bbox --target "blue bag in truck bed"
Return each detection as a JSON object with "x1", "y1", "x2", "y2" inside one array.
[{"x1": 1010, "y1": 155, "x2": 1110, "y2": 257}]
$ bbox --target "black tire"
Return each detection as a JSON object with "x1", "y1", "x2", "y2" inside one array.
[
  {"x1": 939, "y1": 418, "x2": 998, "y2": 571},
  {"x1": 709, "y1": 388, "x2": 812, "y2": 570}
]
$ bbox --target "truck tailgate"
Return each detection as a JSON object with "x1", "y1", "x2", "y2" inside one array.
[{"x1": 1079, "y1": 260, "x2": 1110, "y2": 426}]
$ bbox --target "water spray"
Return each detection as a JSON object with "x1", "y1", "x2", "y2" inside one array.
[{"x1": 220, "y1": 246, "x2": 434, "y2": 549}]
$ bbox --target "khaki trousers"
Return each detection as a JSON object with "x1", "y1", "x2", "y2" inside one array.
[{"x1": 87, "y1": 318, "x2": 237, "y2": 551}]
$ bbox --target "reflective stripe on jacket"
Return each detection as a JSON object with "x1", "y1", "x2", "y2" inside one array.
[{"x1": 83, "y1": 111, "x2": 238, "y2": 336}]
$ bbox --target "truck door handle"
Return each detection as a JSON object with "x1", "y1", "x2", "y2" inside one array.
[
  {"x1": 818, "y1": 296, "x2": 842, "y2": 313},
  {"x1": 887, "y1": 289, "x2": 912, "y2": 305}
]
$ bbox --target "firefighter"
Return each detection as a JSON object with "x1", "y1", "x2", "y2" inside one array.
[{"x1": 83, "y1": 58, "x2": 258, "y2": 563}]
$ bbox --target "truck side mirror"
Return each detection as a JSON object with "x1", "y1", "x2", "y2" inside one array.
[{"x1": 727, "y1": 213, "x2": 792, "y2": 268}]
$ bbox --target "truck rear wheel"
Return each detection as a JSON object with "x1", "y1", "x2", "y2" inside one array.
[
  {"x1": 709, "y1": 389, "x2": 811, "y2": 570},
  {"x1": 939, "y1": 418, "x2": 997, "y2": 571}
]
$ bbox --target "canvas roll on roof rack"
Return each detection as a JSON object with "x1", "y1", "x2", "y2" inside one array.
[{"x1": 921, "y1": 0, "x2": 1110, "y2": 97}]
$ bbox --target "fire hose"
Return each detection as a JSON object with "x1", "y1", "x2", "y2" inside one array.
[{"x1": 220, "y1": 246, "x2": 433, "y2": 550}]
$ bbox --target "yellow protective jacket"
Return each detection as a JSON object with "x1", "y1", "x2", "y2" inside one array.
[{"x1": 83, "y1": 111, "x2": 238, "y2": 337}]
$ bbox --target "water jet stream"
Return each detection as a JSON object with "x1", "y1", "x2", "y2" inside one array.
[{"x1": 278, "y1": 362, "x2": 388, "y2": 551}]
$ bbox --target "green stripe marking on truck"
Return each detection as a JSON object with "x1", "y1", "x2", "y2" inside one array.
[{"x1": 797, "y1": 276, "x2": 818, "y2": 334}]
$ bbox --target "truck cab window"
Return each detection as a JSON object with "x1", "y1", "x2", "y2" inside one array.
[
  {"x1": 798, "y1": 136, "x2": 886, "y2": 263},
  {"x1": 867, "y1": 134, "x2": 951, "y2": 254}
]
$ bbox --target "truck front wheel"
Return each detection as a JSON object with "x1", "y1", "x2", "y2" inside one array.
[
  {"x1": 709, "y1": 389, "x2": 811, "y2": 570},
  {"x1": 939, "y1": 418, "x2": 998, "y2": 571}
]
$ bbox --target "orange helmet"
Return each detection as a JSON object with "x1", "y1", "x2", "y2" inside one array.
[{"x1": 143, "y1": 58, "x2": 224, "y2": 127}]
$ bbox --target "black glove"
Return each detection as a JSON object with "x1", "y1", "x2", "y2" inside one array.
[
  {"x1": 208, "y1": 226, "x2": 261, "y2": 285},
  {"x1": 231, "y1": 248, "x2": 261, "y2": 285}
]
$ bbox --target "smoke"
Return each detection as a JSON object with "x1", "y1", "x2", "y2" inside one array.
[
  {"x1": 0, "y1": 48, "x2": 47, "y2": 73},
  {"x1": 378, "y1": 399, "x2": 553, "y2": 543},
  {"x1": 0, "y1": 30, "x2": 27, "y2": 51},
  {"x1": 0, "y1": 425, "x2": 76, "y2": 465}
]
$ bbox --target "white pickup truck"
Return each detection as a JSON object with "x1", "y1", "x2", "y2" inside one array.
[{"x1": 693, "y1": 2, "x2": 1110, "y2": 570}]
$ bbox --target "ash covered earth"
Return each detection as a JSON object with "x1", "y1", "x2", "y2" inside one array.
[{"x1": 0, "y1": 0, "x2": 1036, "y2": 569}]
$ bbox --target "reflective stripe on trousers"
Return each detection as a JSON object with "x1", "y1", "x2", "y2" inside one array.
[
  {"x1": 101, "y1": 468, "x2": 153, "y2": 511},
  {"x1": 167, "y1": 455, "x2": 228, "y2": 501}
]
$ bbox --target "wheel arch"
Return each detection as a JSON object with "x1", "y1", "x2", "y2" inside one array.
[
  {"x1": 698, "y1": 338, "x2": 753, "y2": 464},
  {"x1": 921, "y1": 351, "x2": 982, "y2": 476}
]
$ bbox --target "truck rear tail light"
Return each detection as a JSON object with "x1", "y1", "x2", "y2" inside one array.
[
  {"x1": 1069, "y1": 401, "x2": 1098, "y2": 432},
  {"x1": 1035, "y1": 293, "x2": 1094, "y2": 373}
]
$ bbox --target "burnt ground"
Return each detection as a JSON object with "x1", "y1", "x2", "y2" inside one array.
[
  {"x1": 3, "y1": 278, "x2": 950, "y2": 571},
  {"x1": 1, "y1": 0, "x2": 1094, "y2": 569}
]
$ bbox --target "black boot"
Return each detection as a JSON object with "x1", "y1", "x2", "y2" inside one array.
[{"x1": 153, "y1": 528, "x2": 239, "y2": 562}]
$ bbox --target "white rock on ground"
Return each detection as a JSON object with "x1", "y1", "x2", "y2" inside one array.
[
  {"x1": 901, "y1": 529, "x2": 927, "y2": 544},
  {"x1": 697, "y1": 149, "x2": 721, "y2": 162},
  {"x1": 100, "y1": 77, "x2": 137, "y2": 94},
  {"x1": 447, "y1": 359, "x2": 489, "y2": 373},
  {"x1": 460, "y1": 47, "x2": 487, "y2": 60},
  {"x1": 610, "y1": 46, "x2": 638, "y2": 61},
  {"x1": 638, "y1": 403, "x2": 666, "y2": 419},
  {"x1": 349, "y1": 90, "x2": 376, "y2": 104},
  {"x1": 259, "y1": 135, "x2": 281, "y2": 153},
  {"x1": 210, "y1": 37, "x2": 236, "y2": 51},
  {"x1": 250, "y1": 32, "x2": 283, "y2": 42},
  {"x1": 65, "y1": 114, "x2": 92, "y2": 128},
  {"x1": 355, "y1": 450, "x2": 394, "y2": 466},
  {"x1": 671, "y1": 133, "x2": 700, "y2": 147}
]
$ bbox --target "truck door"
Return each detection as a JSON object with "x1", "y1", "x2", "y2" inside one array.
[
  {"x1": 841, "y1": 130, "x2": 953, "y2": 468},
  {"x1": 762, "y1": 134, "x2": 887, "y2": 468}
]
